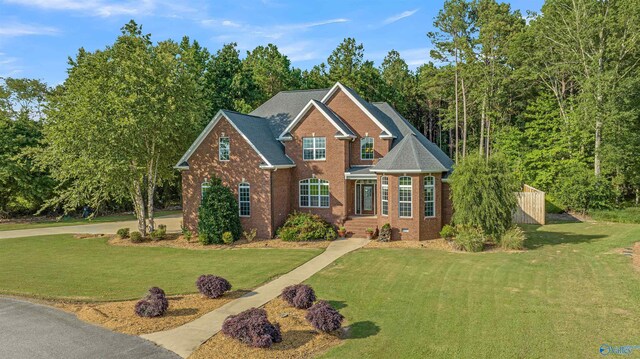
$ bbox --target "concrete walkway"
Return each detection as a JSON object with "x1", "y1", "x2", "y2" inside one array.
[
  {"x1": 0, "y1": 297, "x2": 178, "y2": 359},
  {"x1": 142, "y1": 237, "x2": 369, "y2": 358},
  {"x1": 0, "y1": 214, "x2": 182, "y2": 239}
]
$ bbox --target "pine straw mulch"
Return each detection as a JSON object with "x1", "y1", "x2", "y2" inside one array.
[
  {"x1": 55, "y1": 291, "x2": 246, "y2": 335},
  {"x1": 364, "y1": 237, "x2": 452, "y2": 250},
  {"x1": 189, "y1": 298, "x2": 343, "y2": 359},
  {"x1": 107, "y1": 233, "x2": 331, "y2": 250}
]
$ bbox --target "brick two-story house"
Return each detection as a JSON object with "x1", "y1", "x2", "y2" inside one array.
[{"x1": 176, "y1": 82, "x2": 454, "y2": 240}]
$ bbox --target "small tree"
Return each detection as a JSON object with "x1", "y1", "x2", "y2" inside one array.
[
  {"x1": 553, "y1": 161, "x2": 614, "y2": 214},
  {"x1": 450, "y1": 154, "x2": 518, "y2": 239},
  {"x1": 198, "y1": 176, "x2": 241, "y2": 244}
]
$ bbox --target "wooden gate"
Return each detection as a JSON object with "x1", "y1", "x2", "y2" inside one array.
[{"x1": 513, "y1": 185, "x2": 546, "y2": 225}]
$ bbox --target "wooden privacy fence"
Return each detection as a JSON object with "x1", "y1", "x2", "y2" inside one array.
[{"x1": 513, "y1": 185, "x2": 546, "y2": 225}]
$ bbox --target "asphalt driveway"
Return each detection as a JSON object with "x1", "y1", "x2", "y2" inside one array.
[{"x1": 0, "y1": 298, "x2": 178, "y2": 359}]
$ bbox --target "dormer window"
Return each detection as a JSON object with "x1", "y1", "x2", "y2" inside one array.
[
  {"x1": 219, "y1": 137, "x2": 230, "y2": 161},
  {"x1": 360, "y1": 137, "x2": 374, "y2": 160},
  {"x1": 302, "y1": 137, "x2": 326, "y2": 160}
]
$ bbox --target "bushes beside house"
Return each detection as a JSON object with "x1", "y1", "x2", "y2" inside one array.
[
  {"x1": 198, "y1": 176, "x2": 242, "y2": 245},
  {"x1": 500, "y1": 226, "x2": 526, "y2": 250},
  {"x1": 277, "y1": 212, "x2": 337, "y2": 242}
]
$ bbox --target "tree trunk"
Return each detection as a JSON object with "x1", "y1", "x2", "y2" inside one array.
[
  {"x1": 461, "y1": 76, "x2": 468, "y2": 158},
  {"x1": 486, "y1": 118, "x2": 491, "y2": 158},
  {"x1": 132, "y1": 179, "x2": 147, "y2": 236},
  {"x1": 480, "y1": 95, "x2": 486, "y2": 155},
  {"x1": 146, "y1": 150, "x2": 160, "y2": 233},
  {"x1": 454, "y1": 48, "x2": 460, "y2": 163},
  {"x1": 636, "y1": 187, "x2": 639, "y2": 206}
]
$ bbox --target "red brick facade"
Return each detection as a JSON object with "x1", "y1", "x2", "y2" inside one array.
[{"x1": 180, "y1": 86, "x2": 452, "y2": 240}]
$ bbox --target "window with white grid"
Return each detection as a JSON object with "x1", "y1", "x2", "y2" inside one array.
[
  {"x1": 424, "y1": 176, "x2": 435, "y2": 217},
  {"x1": 219, "y1": 137, "x2": 230, "y2": 161},
  {"x1": 381, "y1": 176, "x2": 389, "y2": 215},
  {"x1": 239, "y1": 182, "x2": 250, "y2": 217},
  {"x1": 302, "y1": 137, "x2": 326, "y2": 160},
  {"x1": 399, "y1": 176, "x2": 412, "y2": 218},
  {"x1": 299, "y1": 178, "x2": 329, "y2": 207},
  {"x1": 360, "y1": 137, "x2": 374, "y2": 160}
]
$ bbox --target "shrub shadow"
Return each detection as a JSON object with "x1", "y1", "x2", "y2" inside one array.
[
  {"x1": 345, "y1": 321, "x2": 380, "y2": 339},
  {"x1": 325, "y1": 300, "x2": 347, "y2": 310},
  {"x1": 525, "y1": 230, "x2": 606, "y2": 249},
  {"x1": 272, "y1": 330, "x2": 316, "y2": 350},
  {"x1": 168, "y1": 308, "x2": 198, "y2": 316}
]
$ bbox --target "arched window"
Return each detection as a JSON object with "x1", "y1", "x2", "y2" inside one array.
[
  {"x1": 299, "y1": 178, "x2": 330, "y2": 208},
  {"x1": 201, "y1": 181, "x2": 211, "y2": 203},
  {"x1": 239, "y1": 182, "x2": 250, "y2": 217},
  {"x1": 424, "y1": 176, "x2": 435, "y2": 218},
  {"x1": 381, "y1": 176, "x2": 389, "y2": 216},
  {"x1": 398, "y1": 176, "x2": 412, "y2": 218}
]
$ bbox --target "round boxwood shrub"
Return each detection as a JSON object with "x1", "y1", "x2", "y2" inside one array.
[
  {"x1": 116, "y1": 227, "x2": 130, "y2": 239},
  {"x1": 135, "y1": 287, "x2": 169, "y2": 317},
  {"x1": 221, "y1": 308, "x2": 282, "y2": 348},
  {"x1": 198, "y1": 177, "x2": 242, "y2": 245},
  {"x1": 306, "y1": 301, "x2": 344, "y2": 333},
  {"x1": 130, "y1": 231, "x2": 143, "y2": 243},
  {"x1": 281, "y1": 284, "x2": 316, "y2": 309},
  {"x1": 196, "y1": 275, "x2": 232, "y2": 298}
]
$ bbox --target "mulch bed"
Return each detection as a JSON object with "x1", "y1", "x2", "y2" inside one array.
[
  {"x1": 364, "y1": 238, "x2": 452, "y2": 250},
  {"x1": 55, "y1": 292, "x2": 245, "y2": 335},
  {"x1": 189, "y1": 298, "x2": 343, "y2": 359},
  {"x1": 108, "y1": 234, "x2": 331, "y2": 250}
]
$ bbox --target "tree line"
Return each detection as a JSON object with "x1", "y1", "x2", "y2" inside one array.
[{"x1": 2, "y1": 0, "x2": 639, "y2": 225}]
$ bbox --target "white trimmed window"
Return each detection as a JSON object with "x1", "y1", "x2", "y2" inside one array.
[
  {"x1": 399, "y1": 176, "x2": 412, "y2": 218},
  {"x1": 201, "y1": 181, "x2": 211, "y2": 203},
  {"x1": 239, "y1": 182, "x2": 250, "y2": 217},
  {"x1": 381, "y1": 176, "x2": 389, "y2": 216},
  {"x1": 299, "y1": 178, "x2": 329, "y2": 208},
  {"x1": 424, "y1": 176, "x2": 435, "y2": 217},
  {"x1": 360, "y1": 137, "x2": 374, "y2": 160},
  {"x1": 302, "y1": 137, "x2": 326, "y2": 160},
  {"x1": 219, "y1": 137, "x2": 230, "y2": 161}
]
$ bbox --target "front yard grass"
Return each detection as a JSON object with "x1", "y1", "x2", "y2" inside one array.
[
  {"x1": 0, "y1": 234, "x2": 321, "y2": 301},
  {"x1": 306, "y1": 221, "x2": 640, "y2": 358},
  {"x1": 0, "y1": 210, "x2": 181, "y2": 231}
]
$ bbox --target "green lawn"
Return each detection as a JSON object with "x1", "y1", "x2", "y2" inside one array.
[
  {"x1": 0, "y1": 210, "x2": 181, "y2": 231},
  {"x1": 306, "y1": 222, "x2": 640, "y2": 358},
  {"x1": 0, "y1": 234, "x2": 321, "y2": 301},
  {"x1": 590, "y1": 206, "x2": 640, "y2": 224}
]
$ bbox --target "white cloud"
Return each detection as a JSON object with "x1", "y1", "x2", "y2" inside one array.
[
  {"x1": 0, "y1": 53, "x2": 22, "y2": 77},
  {"x1": 383, "y1": 9, "x2": 419, "y2": 25},
  {"x1": 0, "y1": 22, "x2": 60, "y2": 37}
]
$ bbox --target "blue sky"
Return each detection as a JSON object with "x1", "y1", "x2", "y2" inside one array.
[{"x1": 0, "y1": 0, "x2": 543, "y2": 86}]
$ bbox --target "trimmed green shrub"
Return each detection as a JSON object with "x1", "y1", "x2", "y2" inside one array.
[
  {"x1": 500, "y1": 226, "x2": 526, "y2": 250},
  {"x1": 116, "y1": 227, "x2": 130, "y2": 239},
  {"x1": 150, "y1": 225, "x2": 166, "y2": 241},
  {"x1": 183, "y1": 230, "x2": 192, "y2": 242},
  {"x1": 130, "y1": 231, "x2": 143, "y2": 243},
  {"x1": 276, "y1": 212, "x2": 337, "y2": 242},
  {"x1": 453, "y1": 225, "x2": 486, "y2": 252},
  {"x1": 222, "y1": 231, "x2": 234, "y2": 244},
  {"x1": 243, "y1": 228, "x2": 257, "y2": 242},
  {"x1": 198, "y1": 176, "x2": 242, "y2": 245},
  {"x1": 378, "y1": 223, "x2": 391, "y2": 242},
  {"x1": 439, "y1": 224, "x2": 456, "y2": 240},
  {"x1": 450, "y1": 154, "x2": 518, "y2": 239}
]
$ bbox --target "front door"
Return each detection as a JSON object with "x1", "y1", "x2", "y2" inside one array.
[{"x1": 361, "y1": 184, "x2": 375, "y2": 215}]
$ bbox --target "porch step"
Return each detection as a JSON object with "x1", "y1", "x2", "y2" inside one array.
[{"x1": 343, "y1": 217, "x2": 378, "y2": 237}]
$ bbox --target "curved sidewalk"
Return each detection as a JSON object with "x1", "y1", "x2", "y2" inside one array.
[
  {"x1": 0, "y1": 214, "x2": 182, "y2": 239},
  {"x1": 142, "y1": 237, "x2": 369, "y2": 358}
]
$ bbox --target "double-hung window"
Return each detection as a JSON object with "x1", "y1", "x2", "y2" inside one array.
[
  {"x1": 381, "y1": 176, "x2": 389, "y2": 216},
  {"x1": 299, "y1": 178, "x2": 329, "y2": 208},
  {"x1": 360, "y1": 137, "x2": 374, "y2": 160},
  {"x1": 302, "y1": 137, "x2": 326, "y2": 160},
  {"x1": 238, "y1": 183, "x2": 250, "y2": 217},
  {"x1": 398, "y1": 176, "x2": 412, "y2": 218},
  {"x1": 219, "y1": 137, "x2": 230, "y2": 161},
  {"x1": 424, "y1": 176, "x2": 435, "y2": 217}
]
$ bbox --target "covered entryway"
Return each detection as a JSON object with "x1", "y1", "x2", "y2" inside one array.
[{"x1": 355, "y1": 179, "x2": 376, "y2": 215}]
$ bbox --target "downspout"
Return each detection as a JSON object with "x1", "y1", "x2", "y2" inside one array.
[{"x1": 270, "y1": 169, "x2": 275, "y2": 238}]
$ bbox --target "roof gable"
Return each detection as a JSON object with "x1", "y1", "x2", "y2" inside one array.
[
  {"x1": 277, "y1": 99, "x2": 356, "y2": 140},
  {"x1": 321, "y1": 82, "x2": 394, "y2": 139},
  {"x1": 175, "y1": 110, "x2": 295, "y2": 170},
  {"x1": 371, "y1": 133, "x2": 449, "y2": 173}
]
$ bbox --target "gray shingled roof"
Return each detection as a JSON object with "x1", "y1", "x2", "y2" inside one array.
[
  {"x1": 371, "y1": 133, "x2": 449, "y2": 173},
  {"x1": 221, "y1": 110, "x2": 294, "y2": 166},
  {"x1": 250, "y1": 89, "x2": 329, "y2": 135}
]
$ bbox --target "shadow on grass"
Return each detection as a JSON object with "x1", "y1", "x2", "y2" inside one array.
[
  {"x1": 346, "y1": 321, "x2": 380, "y2": 339},
  {"x1": 326, "y1": 300, "x2": 347, "y2": 310},
  {"x1": 524, "y1": 230, "x2": 606, "y2": 249}
]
